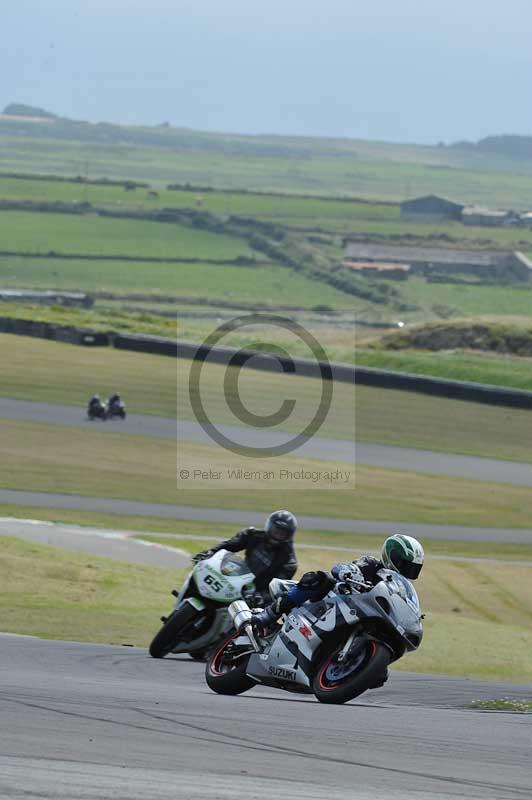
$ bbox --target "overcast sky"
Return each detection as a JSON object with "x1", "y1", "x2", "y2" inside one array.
[{"x1": 3, "y1": 0, "x2": 531, "y2": 143}]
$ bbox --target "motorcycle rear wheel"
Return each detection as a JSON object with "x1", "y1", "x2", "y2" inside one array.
[
  {"x1": 149, "y1": 605, "x2": 201, "y2": 659},
  {"x1": 205, "y1": 632, "x2": 254, "y2": 695},
  {"x1": 313, "y1": 639, "x2": 390, "y2": 704}
]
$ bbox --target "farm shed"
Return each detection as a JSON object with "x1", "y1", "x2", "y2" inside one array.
[
  {"x1": 400, "y1": 195, "x2": 464, "y2": 221},
  {"x1": 462, "y1": 206, "x2": 511, "y2": 227},
  {"x1": 343, "y1": 242, "x2": 532, "y2": 282},
  {"x1": 343, "y1": 260, "x2": 411, "y2": 280}
]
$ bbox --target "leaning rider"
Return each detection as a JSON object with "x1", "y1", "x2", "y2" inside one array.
[
  {"x1": 252, "y1": 533, "x2": 425, "y2": 687},
  {"x1": 192, "y1": 510, "x2": 298, "y2": 603},
  {"x1": 108, "y1": 392, "x2": 121, "y2": 409}
]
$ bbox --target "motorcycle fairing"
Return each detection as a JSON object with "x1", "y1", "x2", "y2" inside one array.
[
  {"x1": 170, "y1": 606, "x2": 232, "y2": 654},
  {"x1": 194, "y1": 550, "x2": 255, "y2": 602},
  {"x1": 245, "y1": 592, "x2": 354, "y2": 690}
]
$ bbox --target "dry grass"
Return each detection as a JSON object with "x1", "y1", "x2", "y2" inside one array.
[
  {"x1": 4, "y1": 419, "x2": 532, "y2": 527},
  {"x1": 0, "y1": 534, "x2": 186, "y2": 645},
  {"x1": 2, "y1": 333, "x2": 532, "y2": 461}
]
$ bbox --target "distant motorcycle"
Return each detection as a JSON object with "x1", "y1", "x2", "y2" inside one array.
[
  {"x1": 205, "y1": 569, "x2": 424, "y2": 704},
  {"x1": 149, "y1": 549, "x2": 258, "y2": 660},
  {"x1": 107, "y1": 399, "x2": 126, "y2": 420},
  {"x1": 87, "y1": 399, "x2": 107, "y2": 421}
]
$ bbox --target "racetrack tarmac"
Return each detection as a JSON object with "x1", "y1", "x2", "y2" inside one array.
[
  {"x1": 2, "y1": 397, "x2": 532, "y2": 486},
  {"x1": 2, "y1": 489, "x2": 532, "y2": 543},
  {"x1": 0, "y1": 517, "x2": 190, "y2": 568},
  {"x1": 1, "y1": 634, "x2": 531, "y2": 800}
]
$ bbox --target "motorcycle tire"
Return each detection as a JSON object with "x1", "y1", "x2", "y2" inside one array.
[
  {"x1": 205, "y1": 632, "x2": 254, "y2": 695},
  {"x1": 313, "y1": 639, "x2": 390, "y2": 705},
  {"x1": 188, "y1": 648, "x2": 209, "y2": 661},
  {"x1": 149, "y1": 605, "x2": 201, "y2": 659}
]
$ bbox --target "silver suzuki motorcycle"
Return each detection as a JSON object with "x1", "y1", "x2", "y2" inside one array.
[
  {"x1": 149, "y1": 549, "x2": 257, "y2": 660},
  {"x1": 205, "y1": 569, "x2": 423, "y2": 704}
]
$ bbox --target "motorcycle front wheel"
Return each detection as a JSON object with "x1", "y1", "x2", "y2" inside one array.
[
  {"x1": 149, "y1": 605, "x2": 201, "y2": 659},
  {"x1": 205, "y1": 631, "x2": 254, "y2": 695},
  {"x1": 313, "y1": 638, "x2": 390, "y2": 705}
]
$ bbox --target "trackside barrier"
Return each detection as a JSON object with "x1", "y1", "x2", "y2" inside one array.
[
  {"x1": 2, "y1": 320, "x2": 532, "y2": 409},
  {"x1": 0, "y1": 317, "x2": 110, "y2": 347}
]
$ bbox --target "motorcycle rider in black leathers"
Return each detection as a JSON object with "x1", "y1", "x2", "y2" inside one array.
[
  {"x1": 87, "y1": 394, "x2": 105, "y2": 418},
  {"x1": 192, "y1": 510, "x2": 298, "y2": 603}
]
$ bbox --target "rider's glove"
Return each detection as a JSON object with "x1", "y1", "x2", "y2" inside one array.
[
  {"x1": 337, "y1": 568, "x2": 354, "y2": 582},
  {"x1": 334, "y1": 563, "x2": 365, "y2": 584},
  {"x1": 191, "y1": 549, "x2": 215, "y2": 564}
]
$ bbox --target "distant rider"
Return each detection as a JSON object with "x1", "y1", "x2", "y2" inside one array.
[
  {"x1": 88, "y1": 394, "x2": 105, "y2": 416},
  {"x1": 192, "y1": 510, "x2": 298, "y2": 602},
  {"x1": 108, "y1": 393, "x2": 122, "y2": 411},
  {"x1": 251, "y1": 533, "x2": 425, "y2": 687}
]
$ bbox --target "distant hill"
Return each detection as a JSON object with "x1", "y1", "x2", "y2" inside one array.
[
  {"x1": 3, "y1": 103, "x2": 57, "y2": 120},
  {"x1": 450, "y1": 134, "x2": 532, "y2": 159}
]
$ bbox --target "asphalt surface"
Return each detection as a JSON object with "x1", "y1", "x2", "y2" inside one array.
[
  {"x1": 1, "y1": 634, "x2": 531, "y2": 800},
  {"x1": 3, "y1": 397, "x2": 532, "y2": 486},
  {"x1": 2, "y1": 488, "x2": 532, "y2": 543},
  {"x1": 0, "y1": 517, "x2": 190, "y2": 568}
]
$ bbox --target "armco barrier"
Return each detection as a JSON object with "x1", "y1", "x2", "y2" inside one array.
[
  {"x1": 351, "y1": 365, "x2": 532, "y2": 409},
  {"x1": 113, "y1": 333, "x2": 177, "y2": 357},
  {"x1": 0, "y1": 317, "x2": 110, "y2": 347}
]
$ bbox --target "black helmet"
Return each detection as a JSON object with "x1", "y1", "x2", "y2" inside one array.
[{"x1": 264, "y1": 510, "x2": 297, "y2": 545}]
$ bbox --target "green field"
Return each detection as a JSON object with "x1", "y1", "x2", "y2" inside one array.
[
  {"x1": 4, "y1": 124, "x2": 532, "y2": 207},
  {"x1": 355, "y1": 347, "x2": 532, "y2": 391},
  {"x1": 0, "y1": 210, "x2": 255, "y2": 260},
  {"x1": 0, "y1": 256, "x2": 358, "y2": 310},
  {"x1": 4, "y1": 174, "x2": 532, "y2": 248},
  {"x1": 0, "y1": 174, "x2": 399, "y2": 224},
  {"x1": 388, "y1": 278, "x2": 532, "y2": 321}
]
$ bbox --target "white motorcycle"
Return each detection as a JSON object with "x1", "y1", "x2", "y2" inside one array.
[
  {"x1": 149, "y1": 549, "x2": 257, "y2": 660},
  {"x1": 205, "y1": 569, "x2": 423, "y2": 704}
]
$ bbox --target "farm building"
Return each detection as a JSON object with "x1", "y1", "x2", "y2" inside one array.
[
  {"x1": 343, "y1": 261, "x2": 411, "y2": 280},
  {"x1": 462, "y1": 206, "x2": 512, "y2": 227},
  {"x1": 400, "y1": 195, "x2": 464, "y2": 221},
  {"x1": 518, "y1": 211, "x2": 532, "y2": 227},
  {"x1": 343, "y1": 242, "x2": 532, "y2": 282}
]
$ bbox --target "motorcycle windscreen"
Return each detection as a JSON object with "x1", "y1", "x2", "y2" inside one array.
[{"x1": 220, "y1": 553, "x2": 250, "y2": 577}]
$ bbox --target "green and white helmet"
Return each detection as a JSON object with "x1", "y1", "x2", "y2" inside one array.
[{"x1": 381, "y1": 534, "x2": 424, "y2": 580}]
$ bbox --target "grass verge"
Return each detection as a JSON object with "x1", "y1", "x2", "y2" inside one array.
[
  {"x1": 471, "y1": 699, "x2": 532, "y2": 712},
  {"x1": 0, "y1": 533, "x2": 186, "y2": 645}
]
